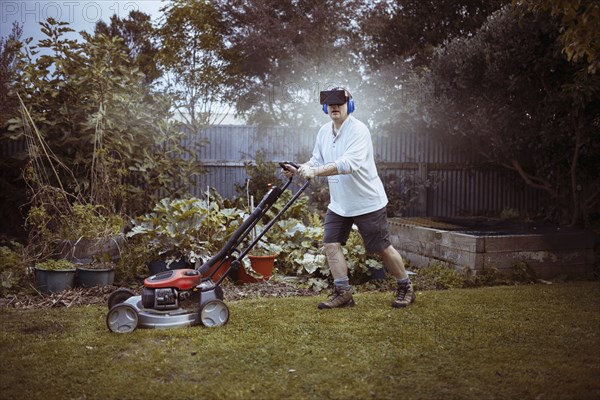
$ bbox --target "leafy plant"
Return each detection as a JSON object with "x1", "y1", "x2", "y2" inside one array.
[
  {"x1": 499, "y1": 207, "x2": 520, "y2": 220},
  {"x1": 35, "y1": 259, "x2": 76, "y2": 271},
  {"x1": 381, "y1": 170, "x2": 442, "y2": 217},
  {"x1": 465, "y1": 266, "x2": 502, "y2": 287},
  {"x1": 127, "y1": 197, "x2": 246, "y2": 267},
  {"x1": 57, "y1": 204, "x2": 123, "y2": 240},
  {"x1": 6, "y1": 18, "x2": 205, "y2": 269},
  {"x1": 510, "y1": 261, "x2": 537, "y2": 282},
  {"x1": 7, "y1": 18, "x2": 204, "y2": 218},
  {"x1": 0, "y1": 243, "x2": 28, "y2": 295},
  {"x1": 25, "y1": 202, "x2": 124, "y2": 263},
  {"x1": 343, "y1": 228, "x2": 385, "y2": 284},
  {"x1": 247, "y1": 239, "x2": 282, "y2": 257},
  {"x1": 411, "y1": 262, "x2": 466, "y2": 290},
  {"x1": 115, "y1": 235, "x2": 154, "y2": 285},
  {"x1": 270, "y1": 216, "x2": 326, "y2": 278},
  {"x1": 235, "y1": 150, "x2": 285, "y2": 204},
  {"x1": 80, "y1": 261, "x2": 116, "y2": 271}
]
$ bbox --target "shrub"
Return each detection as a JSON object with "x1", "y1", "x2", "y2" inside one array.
[
  {"x1": 464, "y1": 266, "x2": 504, "y2": 287},
  {"x1": 510, "y1": 261, "x2": 537, "y2": 282},
  {"x1": 127, "y1": 197, "x2": 246, "y2": 266},
  {"x1": 0, "y1": 243, "x2": 28, "y2": 295},
  {"x1": 35, "y1": 259, "x2": 76, "y2": 271},
  {"x1": 412, "y1": 262, "x2": 466, "y2": 290},
  {"x1": 235, "y1": 150, "x2": 284, "y2": 203}
]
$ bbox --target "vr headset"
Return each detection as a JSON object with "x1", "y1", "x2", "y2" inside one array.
[
  {"x1": 320, "y1": 90, "x2": 348, "y2": 105},
  {"x1": 319, "y1": 89, "x2": 355, "y2": 114}
]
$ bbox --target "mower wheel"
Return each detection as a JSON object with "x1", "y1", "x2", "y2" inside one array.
[
  {"x1": 200, "y1": 300, "x2": 229, "y2": 327},
  {"x1": 107, "y1": 288, "x2": 136, "y2": 309},
  {"x1": 106, "y1": 303, "x2": 139, "y2": 333}
]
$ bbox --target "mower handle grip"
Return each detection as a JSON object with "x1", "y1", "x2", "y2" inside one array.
[{"x1": 279, "y1": 161, "x2": 300, "y2": 171}]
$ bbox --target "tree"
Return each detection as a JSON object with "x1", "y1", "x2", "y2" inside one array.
[
  {"x1": 423, "y1": 5, "x2": 599, "y2": 226},
  {"x1": 7, "y1": 19, "x2": 203, "y2": 217},
  {"x1": 354, "y1": 0, "x2": 507, "y2": 134},
  {"x1": 158, "y1": 0, "x2": 240, "y2": 131},
  {"x1": 215, "y1": 0, "x2": 365, "y2": 127},
  {"x1": 360, "y1": 0, "x2": 506, "y2": 70},
  {"x1": 0, "y1": 22, "x2": 26, "y2": 237},
  {"x1": 0, "y1": 22, "x2": 22, "y2": 127},
  {"x1": 94, "y1": 10, "x2": 162, "y2": 84},
  {"x1": 515, "y1": 0, "x2": 599, "y2": 74}
]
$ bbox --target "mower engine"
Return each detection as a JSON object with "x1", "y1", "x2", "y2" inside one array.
[
  {"x1": 106, "y1": 267, "x2": 229, "y2": 333},
  {"x1": 142, "y1": 269, "x2": 202, "y2": 311}
]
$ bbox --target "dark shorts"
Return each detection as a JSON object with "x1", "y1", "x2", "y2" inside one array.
[{"x1": 324, "y1": 207, "x2": 391, "y2": 254}]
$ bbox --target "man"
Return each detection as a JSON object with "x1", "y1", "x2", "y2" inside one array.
[{"x1": 283, "y1": 88, "x2": 415, "y2": 309}]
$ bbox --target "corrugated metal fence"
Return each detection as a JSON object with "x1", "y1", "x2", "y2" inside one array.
[
  {"x1": 189, "y1": 125, "x2": 550, "y2": 217},
  {"x1": 1, "y1": 124, "x2": 549, "y2": 217}
]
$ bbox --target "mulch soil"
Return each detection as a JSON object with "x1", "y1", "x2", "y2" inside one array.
[{"x1": 0, "y1": 280, "x2": 321, "y2": 310}]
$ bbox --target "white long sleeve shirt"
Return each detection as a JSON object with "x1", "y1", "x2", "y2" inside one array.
[{"x1": 308, "y1": 115, "x2": 388, "y2": 217}]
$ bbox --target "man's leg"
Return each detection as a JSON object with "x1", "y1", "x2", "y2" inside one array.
[
  {"x1": 324, "y1": 242, "x2": 349, "y2": 280},
  {"x1": 380, "y1": 245, "x2": 407, "y2": 280},
  {"x1": 379, "y1": 245, "x2": 415, "y2": 308},
  {"x1": 354, "y1": 208, "x2": 415, "y2": 308},
  {"x1": 318, "y1": 242, "x2": 355, "y2": 309}
]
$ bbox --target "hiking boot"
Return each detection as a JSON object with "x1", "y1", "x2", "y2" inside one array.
[
  {"x1": 318, "y1": 287, "x2": 355, "y2": 309},
  {"x1": 392, "y1": 281, "x2": 416, "y2": 308}
]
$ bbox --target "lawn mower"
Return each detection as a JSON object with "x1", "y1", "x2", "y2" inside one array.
[{"x1": 106, "y1": 162, "x2": 308, "y2": 333}]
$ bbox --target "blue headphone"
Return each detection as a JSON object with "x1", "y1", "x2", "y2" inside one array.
[{"x1": 322, "y1": 88, "x2": 355, "y2": 115}]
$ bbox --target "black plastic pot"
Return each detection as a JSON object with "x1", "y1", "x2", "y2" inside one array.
[
  {"x1": 76, "y1": 266, "x2": 115, "y2": 288},
  {"x1": 34, "y1": 267, "x2": 76, "y2": 294}
]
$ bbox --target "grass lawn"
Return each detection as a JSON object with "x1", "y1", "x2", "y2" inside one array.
[{"x1": 1, "y1": 281, "x2": 598, "y2": 400}]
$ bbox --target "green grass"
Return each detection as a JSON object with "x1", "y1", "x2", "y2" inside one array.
[{"x1": 1, "y1": 282, "x2": 599, "y2": 400}]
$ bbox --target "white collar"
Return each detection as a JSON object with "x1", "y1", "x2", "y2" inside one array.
[{"x1": 332, "y1": 116, "x2": 350, "y2": 137}]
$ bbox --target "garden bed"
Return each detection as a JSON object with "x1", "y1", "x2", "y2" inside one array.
[{"x1": 389, "y1": 217, "x2": 596, "y2": 279}]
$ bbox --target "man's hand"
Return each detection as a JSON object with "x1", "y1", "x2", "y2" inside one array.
[
  {"x1": 284, "y1": 162, "x2": 337, "y2": 180},
  {"x1": 298, "y1": 164, "x2": 317, "y2": 180},
  {"x1": 281, "y1": 163, "x2": 298, "y2": 179}
]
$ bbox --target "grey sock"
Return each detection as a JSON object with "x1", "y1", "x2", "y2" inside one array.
[
  {"x1": 396, "y1": 277, "x2": 410, "y2": 286},
  {"x1": 333, "y1": 277, "x2": 351, "y2": 291}
]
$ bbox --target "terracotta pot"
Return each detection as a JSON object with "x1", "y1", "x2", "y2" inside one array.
[{"x1": 238, "y1": 255, "x2": 275, "y2": 283}]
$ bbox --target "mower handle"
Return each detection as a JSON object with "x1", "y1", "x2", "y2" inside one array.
[
  {"x1": 197, "y1": 164, "x2": 310, "y2": 280},
  {"x1": 279, "y1": 161, "x2": 300, "y2": 171}
]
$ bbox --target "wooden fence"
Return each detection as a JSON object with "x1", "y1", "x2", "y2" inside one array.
[{"x1": 187, "y1": 125, "x2": 550, "y2": 218}]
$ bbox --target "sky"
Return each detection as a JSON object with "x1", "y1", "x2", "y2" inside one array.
[{"x1": 1, "y1": 0, "x2": 168, "y2": 42}]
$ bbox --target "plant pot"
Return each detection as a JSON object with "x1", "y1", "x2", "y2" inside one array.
[
  {"x1": 56, "y1": 235, "x2": 125, "y2": 264},
  {"x1": 76, "y1": 266, "x2": 115, "y2": 288},
  {"x1": 147, "y1": 258, "x2": 191, "y2": 275},
  {"x1": 34, "y1": 267, "x2": 77, "y2": 294},
  {"x1": 238, "y1": 255, "x2": 275, "y2": 283}
]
